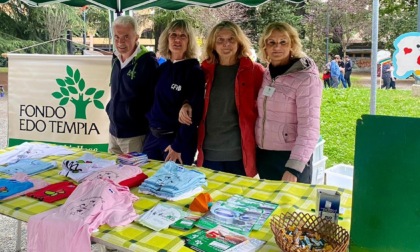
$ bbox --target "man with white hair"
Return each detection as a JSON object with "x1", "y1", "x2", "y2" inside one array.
[{"x1": 106, "y1": 16, "x2": 158, "y2": 154}]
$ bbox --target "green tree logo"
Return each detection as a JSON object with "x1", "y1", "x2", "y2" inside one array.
[{"x1": 52, "y1": 65, "x2": 105, "y2": 119}]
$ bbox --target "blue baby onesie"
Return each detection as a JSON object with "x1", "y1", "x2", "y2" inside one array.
[
  {"x1": 0, "y1": 179, "x2": 34, "y2": 200},
  {"x1": 139, "y1": 161, "x2": 206, "y2": 197},
  {"x1": 0, "y1": 159, "x2": 57, "y2": 175}
]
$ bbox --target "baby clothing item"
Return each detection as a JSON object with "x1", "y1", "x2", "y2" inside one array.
[
  {"x1": 0, "y1": 178, "x2": 34, "y2": 200},
  {"x1": 81, "y1": 164, "x2": 142, "y2": 184},
  {"x1": 2, "y1": 173, "x2": 49, "y2": 200},
  {"x1": 139, "y1": 161, "x2": 207, "y2": 199},
  {"x1": 117, "y1": 152, "x2": 148, "y2": 166},
  {"x1": 0, "y1": 142, "x2": 74, "y2": 165},
  {"x1": 26, "y1": 181, "x2": 77, "y2": 203},
  {"x1": 28, "y1": 179, "x2": 139, "y2": 252},
  {"x1": 119, "y1": 172, "x2": 148, "y2": 188},
  {"x1": 0, "y1": 159, "x2": 57, "y2": 175},
  {"x1": 60, "y1": 153, "x2": 115, "y2": 182},
  {"x1": 139, "y1": 186, "x2": 204, "y2": 201}
]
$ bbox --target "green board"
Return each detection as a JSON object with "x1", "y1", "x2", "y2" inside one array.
[{"x1": 350, "y1": 115, "x2": 420, "y2": 252}]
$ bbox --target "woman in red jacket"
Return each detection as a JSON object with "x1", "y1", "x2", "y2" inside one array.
[{"x1": 179, "y1": 21, "x2": 264, "y2": 177}]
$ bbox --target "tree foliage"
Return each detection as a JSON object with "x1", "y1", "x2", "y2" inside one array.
[
  {"x1": 44, "y1": 4, "x2": 71, "y2": 54},
  {"x1": 303, "y1": 0, "x2": 371, "y2": 69},
  {"x1": 0, "y1": 1, "x2": 84, "y2": 58},
  {"x1": 0, "y1": 1, "x2": 50, "y2": 65},
  {"x1": 183, "y1": 3, "x2": 250, "y2": 38},
  {"x1": 377, "y1": 1, "x2": 418, "y2": 51},
  {"x1": 0, "y1": 0, "x2": 46, "y2": 41},
  {"x1": 82, "y1": 6, "x2": 109, "y2": 38},
  {"x1": 247, "y1": 0, "x2": 303, "y2": 45},
  {"x1": 379, "y1": 0, "x2": 417, "y2": 15}
]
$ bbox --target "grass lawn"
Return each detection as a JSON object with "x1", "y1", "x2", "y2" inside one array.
[
  {"x1": 321, "y1": 81, "x2": 420, "y2": 168},
  {"x1": 0, "y1": 67, "x2": 7, "y2": 73}
]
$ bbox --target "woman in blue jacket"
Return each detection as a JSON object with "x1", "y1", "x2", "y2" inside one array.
[{"x1": 143, "y1": 20, "x2": 205, "y2": 165}]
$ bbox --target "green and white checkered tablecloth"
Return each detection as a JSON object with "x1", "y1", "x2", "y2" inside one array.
[{"x1": 0, "y1": 145, "x2": 352, "y2": 252}]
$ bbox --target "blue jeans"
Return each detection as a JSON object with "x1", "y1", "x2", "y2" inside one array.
[
  {"x1": 202, "y1": 160, "x2": 246, "y2": 176},
  {"x1": 339, "y1": 73, "x2": 348, "y2": 88}
]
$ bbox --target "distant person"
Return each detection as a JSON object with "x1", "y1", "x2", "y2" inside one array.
[
  {"x1": 322, "y1": 68, "x2": 331, "y2": 88},
  {"x1": 389, "y1": 62, "x2": 396, "y2": 89},
  {"x1": 178, "y1": 21, "x2": 265, "y2": 177},
  {"x1": 156, "y1": 50, "x2": 166, "y2": 65},
  {"x1": 106, "y1": 16, "x2": 158, "y2": 154},
  {"x1": 337, "y1": 56, "x2": 348, "y2": 88},
  {"x1": 255, "y1": 22, "x2": 322, "y2": 183},
  {"x1": 325, "y1": 59, "x2": 331, "y2": 72},
  {"x1": 344, "y1": 55, "x2": 353, "y2": 87},
  {"x1": 381, "y1": 62, "x2": 392, "y2": 89},
  {"x1": 330, "y1": 55, "x2": 341, "y2": 88},
  {"x1": 143, "y1": 20, "x2": 205, "y2": 165}
]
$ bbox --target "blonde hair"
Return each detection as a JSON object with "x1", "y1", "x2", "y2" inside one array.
[
  {"x1": 258, "y1": 22, "x2": 307, "y2": 64},
  {"x1": 203, "y1": 21, "x2": 252, "y2": 64},
  {"x1": 112, "y1": 16, "x2": 138, "y2": 35},
  {"x1": 158, "y1": 19, "x2": 199, "y2": 59}
]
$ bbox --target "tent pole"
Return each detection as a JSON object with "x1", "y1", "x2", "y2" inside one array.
[
  {"x1": 109, "y1": 10, "x2": 113, "y2": 52},
  {"x1": 370, "y1": 0, "x2": 379, "y2": 115}
]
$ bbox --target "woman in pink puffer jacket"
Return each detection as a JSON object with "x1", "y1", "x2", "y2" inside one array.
[{"x1": 255, "y1": 22, "x2": 322, "y2": 183}]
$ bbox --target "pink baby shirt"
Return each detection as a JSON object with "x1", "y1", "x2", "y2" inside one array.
[{"x1": 28, "y1": 179, "x2": 139, "y2": 252}]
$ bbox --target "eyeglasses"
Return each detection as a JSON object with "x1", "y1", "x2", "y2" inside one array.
[
  {"x1": 216, "y1": 37, "x2": 237, "y2": 45},
  {"x1": 265, "y1": 39, "x2": 289, "y2": 48},
  {"x1": 169, "y1": 32, "x2": 188, "y2": 41}
]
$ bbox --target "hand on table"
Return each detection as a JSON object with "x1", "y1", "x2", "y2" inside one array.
[
  {"x1": 179, "y1": 103, "x2": 192, "y2": 125},
  {"x1": 282, "y1": 170, "x2": 297, "y2": 182},
  {"x1": 164, "y1": 145, "x2": 183, "y2": 164}
]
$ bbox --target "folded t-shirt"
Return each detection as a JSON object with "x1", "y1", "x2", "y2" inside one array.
[
  {"x1": 2, "y1": 173, "x2": 49, "y2": 200},
  {"x1": 0, "y1": 178, "x2": 34, "y2": 200},
  {"x1": 119, "y1": 173, "x2": 148, "y2": 188},
  {"x1": 0, "y1": 159, "x2": 57, "y2": 175},
  {"x1": 26, "y1": 181, "x2": 77, "y2": 203},
  {"x1": 82, "y1": 164, "x2": 142, "y2": 184},
  {"x1": 59, "y1": 153, "x2": 115, "y2": 182}
]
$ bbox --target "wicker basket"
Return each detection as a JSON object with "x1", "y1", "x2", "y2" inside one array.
[{"x1": 270, "y1": 212, "x2": 349, "y2": 252}]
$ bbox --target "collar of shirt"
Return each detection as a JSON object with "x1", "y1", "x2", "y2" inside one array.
[{"x1": 114, "y1": 44, "x2": 140, "y2": 69}]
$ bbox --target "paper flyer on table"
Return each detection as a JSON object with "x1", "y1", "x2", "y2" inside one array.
[{"x1": 184, "y1": 225, "x2": 265, "y2": 252}]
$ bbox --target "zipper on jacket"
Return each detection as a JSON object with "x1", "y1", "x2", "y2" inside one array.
[{"x1": 261, "y1": 78, "x2": 275, "y2": 148}]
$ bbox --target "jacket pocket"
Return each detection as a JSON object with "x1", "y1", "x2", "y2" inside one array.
[{"x1": 281, "y1": 123, "x2": 297, "y2": 143}]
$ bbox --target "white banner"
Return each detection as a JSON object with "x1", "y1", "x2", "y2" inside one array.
[{"x1": 8, "y1": 54, "x2": 112, "y2": 152}]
